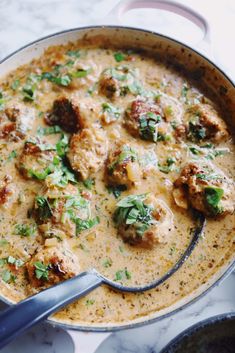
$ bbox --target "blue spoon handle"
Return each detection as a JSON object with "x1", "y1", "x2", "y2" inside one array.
[{"x1": 0, "y1": 271, "x2": 102, "y2": 349}]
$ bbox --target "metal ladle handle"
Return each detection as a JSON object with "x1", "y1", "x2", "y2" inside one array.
[{"x1": 0, "y1": 271, "x2": 103, "y2": 349}]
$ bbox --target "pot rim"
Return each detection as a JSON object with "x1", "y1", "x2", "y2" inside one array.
[
  {"x1": 159, "y1": 311, "x2": 235, "y2": 353},
  {"x1": 0, "y1": 24, "x2": 234, "y2": 332}
]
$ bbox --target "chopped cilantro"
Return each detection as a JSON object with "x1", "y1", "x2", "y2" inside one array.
[
  {"x1": 0, "y1": 259, "x2": 6, "y2": 267},
  {"x1": 11, "y1": 79, "x2": 20, "y2": 90},
  {"x1": 66, "y1": 50, "x2": 81, "y2": 58},
  {"x1": 85, "y1": 299, "x2": 95, "y2": 306},
  {"x1": 15, "y1": 223, "x2": 36, "y2": 237},
  {"x1": 102, "y1": 258, "x2": 112, "y2": 268},
  {"x1": 22, "y1": 85, "x2": 35, "y2": 101},
  {"x1": 114, "y1": 52, "x2": 126, "y2": 62},
  {"x1": 114, "y1": 268, "x2": 131, "y2": 281},
  {"x1": 34, "y1": 261, "x2": 49, "y2": 280},
  {"x1": 37, "y1": 125, "x2": 62, "y2": 135},
  {"x1": 107, "y1": 185, "x2": 127, "y2": 199},
  {"x1": 139, "y1": 112, "x2": 161, "y2": 142},
  {"x1": 0, "y1": 91, "x2": 5, "y2": 110},
  {"x1": 204, "y1": 187, "x2": 224, "y2": 215},
  {"x1": 1, "y1": 269, "x2": 14, "y2": 283},
  {"x1": 158, "y1": 157, "x2": 176, "y2": 174},
  {"x1": 114, "y1": 194, "x2": 155, "y2": 236},
  {"x1": 181, "y1": 84, "x2": 189, "y2": 103},
  {"x1": 56, "y1": 134, "x2": 69, "y2": 157},
  {"x1": 83, "y1": 178, "x2": 95, "y2": 190},
  {"x1": 189, "y1": 146, "x2": 201, "y2": 155},
  {"x1": 72, "y1": 69, "x2": 91, "y2": 78},
  {"x1": 108, "y1": 145, "x2": 138, "y2": 174},
  {"x1": 102, "y1": 102, "x2": 121, "y2": 120},
  {"x1": 188, "y1": 117, "x2": 206, "y2": 141},
  {"x1": 35, "y1": 196, "x2": 53, "y2": 221},
  {"x1": 7, "y1": 150, "x2": 17, "y2": 162},
  {"x1": 0, "y1": 239, "x2": 8, "y2": 247},
  {"x1": 75, "y1": 216, "x2": 100, "y2": 235},
  {"x1": 41, "y1": 71, "x2": 71, "y2": 87}
]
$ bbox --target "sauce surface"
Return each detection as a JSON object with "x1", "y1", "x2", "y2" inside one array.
[{"x1": 0, "y1": 42, "x2": 234, "y2": 327}]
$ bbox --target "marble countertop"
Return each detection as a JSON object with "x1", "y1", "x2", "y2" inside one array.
[{"x1": 0, "y1": 0, "x2": 234, "y2": 352}]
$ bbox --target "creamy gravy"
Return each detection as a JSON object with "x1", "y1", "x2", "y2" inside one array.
[{"x1": 0, "y1": 42, "x2": 234, "y2": 326}]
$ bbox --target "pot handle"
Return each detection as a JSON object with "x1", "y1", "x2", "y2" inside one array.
[
  {"x1": 67, "y1": 330, "x2": 111, "y2": 353},
  {"x1": 103, "y1": 0, "x2": 213, "y2": 58}
]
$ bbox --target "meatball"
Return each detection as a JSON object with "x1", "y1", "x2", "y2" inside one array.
[
  {"x1": 0, "y1": 175, "x2": 14, "y2": 206},
  {"x1": 17, "y1": 139, "x2": 57, "y2": 180},
  {"x1": 185, "y1": 104, "x2": 228, "y2": 142},
  {"x1": 67, "y1": 124, "x2": 108, "y2": 180},
  {"x1": 33, "y1": 183, "x2": 91, "y2": 237},
  {"x1": 26, "y1": 243, "x2": 80, "y2": 289},
  {"x1": 99, "y1": 74, "x2": 120, "y2": 100},
  {"x1": 124, "y1": 98, "x2": 163, "y2": 141},
  {"x1": 173, "y1": 162, "x2": 235, "y2": 217},
  {"x1": 46, "y1": 96, "x2": 85, "y2": 133},
  {"x1": 156, "y1": 93, "x2": 183, "y2": 124},
  {"x1": 106, "y1": 144, "x2": 141, "y2": 188},
  {"x1": 0, "y1": 102, "x2": 35, "y2": 141},
  {"x1": 99, "y1": 66, "x2": 138, "y2": 100},
  {"x1": 114, "y1": 194, "x2": 173, "y2": 248}
]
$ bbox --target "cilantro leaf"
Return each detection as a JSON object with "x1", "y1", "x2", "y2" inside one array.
[
  {"x1": 15, "y1": 223, "x2": 36, "y2": 237},
  {"x1": 35, "y1": 196, "x2": 53, "y2": 220},
  {"x1": 34, "y1": 261, "x2": 49, "y2": 280},
  {"x1": 114, "y1": 52, "x2": 126, "y2": 62},
  {"x1": 75, "y1": 216, "x2": 100, "y2": 235},
  {"x1": 204, "y1": 187, "x2": 224, "y2": 215}
]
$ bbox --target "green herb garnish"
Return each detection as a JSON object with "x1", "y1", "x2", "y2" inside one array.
[
  {"x1": 158, "y1": 157, "x2": 176, "y2": 174},
  {"x1": 108, "y1": 145, "x2": 138, "y2": 173},
  {"x1": 204, "y1": 186, "x2": 224, "y2": 215},
  {"x1": 107, "y1": 185, "x2": 127, "y2": 199},
  {"x1": 102, "y1": 102, "x2": 121, "y2": 120},
  {"x1": 11, "y1": 79, "x2": 20, "y2": 90},
  {"x1": 114, "y1": 194, "x2": 154, "y2": 236},
  {"x1": 114, "y1": 268, "x2": 131, "y2": 281},
  {"x1": 35, "y1": 196, "x2": 53, "y2": 220},
  {"x1": 7, "y1": 150, "x2": 17, "y2": 162},
  {"x1": 34, "y1": 261, "x2": 49, "y2": 280},
  {"x1": 15, "y1": 223, "x2": 36, "y2": 237},
  {"x1": 1, "y1": 269, "x2": 14, "y2": 283},
  {"x1": 102, "y1": 258, "x2": 112, "y2": 268},
  {"x1": 85, "y1": 299, "x2": 95, "y2": 306},
  {"x1": 75, "y1": 216, "x2": 100, "y2": 235},
  {"x1": 83, "y1": 178, "x2": 95, "y2": 190},
  {"x1": 114, "y1": 52, "x2": 126, "y2": 62},
  {"x1": 37, "y1": 125, "x2": 62, "y2": 136},
  {"x1": 66, "y1": 50, "x2": 81, "y2": 58}
]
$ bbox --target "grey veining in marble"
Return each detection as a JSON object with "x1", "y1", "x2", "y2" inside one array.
[{"x1": 0, "y1": 0, "x2": 234, "y2": 352}]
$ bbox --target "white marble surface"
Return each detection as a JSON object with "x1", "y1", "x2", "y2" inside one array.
[{"x1": 0, "y1": 0, "x2": 234, "y2": 352}]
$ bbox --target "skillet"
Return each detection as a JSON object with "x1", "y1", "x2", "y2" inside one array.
[{"x1": 0, "y1": 0, "x2": 234, "y2": 340}]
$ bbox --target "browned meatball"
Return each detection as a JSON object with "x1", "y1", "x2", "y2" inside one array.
[
  {"x1": 114, "y1": 194, "x2": 173, "y2": 248},
  {"x1": 185, "y1": 104, "x2": 228, "y2": 142},
  {"x1": 46, "y1": 96, "x2": 85, "y2": 133},
  {"x1": 173, "y1": 162, "x2": 235, "y2": 217},
  {"x1": 106, "y1": 144, "x2": 141, "y2": 188},
  {"x1": 0, "y1": 175, "x2": 14, "y2": 206},
  {"x1": 26, "y1": 243, "x2": 80, "y2": 289},
  {"x1": 124, "y1": 98, "x2": 163, "y2": 141},
  {"x1": 99, "y1": 66, "x2": 138, "y2": 100},
  {"x1": 0, "y1": 102, "x2": 35, "y2": 141},
  {"x1": 99, "y1": 74, "x2": 119, "y2": 100},
  {"x1": 17, "y1": 139, "x2": 57, "y2": 180},
  {"x1": 67, "y1": 124, "x2": 108, "y2": 180},
  {"x1": 33, "y1": 183, "x2": 91, "y2": 238}
]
